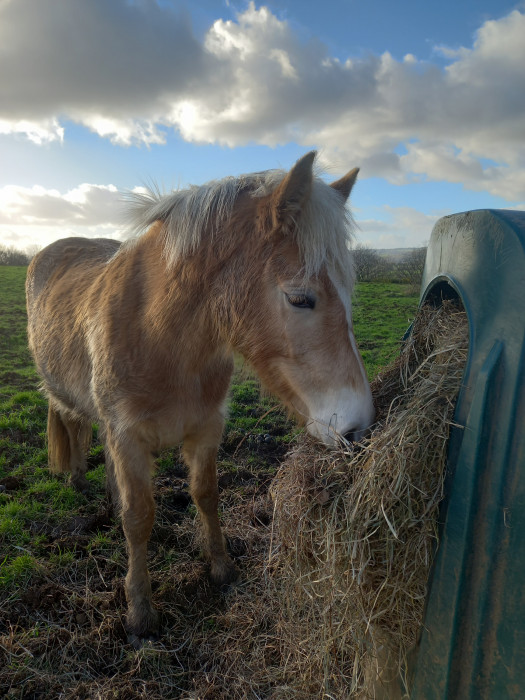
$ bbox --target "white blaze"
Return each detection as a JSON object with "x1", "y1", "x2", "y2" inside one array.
[{"x1": 305, "y1": 272, "x2": 375, "y2": 445}]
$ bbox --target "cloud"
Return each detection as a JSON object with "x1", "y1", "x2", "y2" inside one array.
[
  {"x1": 0, "y1": 180, "x2": 439, "y2": 252},
  {"x1": 0, "y1": 0, "x2": 209, "y2": 145},
  {"x1": 0, "y1": 1, "x2": 524, "y2": 200},
  {"x1": 356, "y1": 207, "x2": 441, "y2": 249},
  {"x1": 0, "y1": 183, "x2": 123, "y2": 226},
  {"x1": 0, "y1": 183, "x2": 126, "y2": 248},
  {"x1": 0, "y1": 118, "x2": 64, "y2": 145}
]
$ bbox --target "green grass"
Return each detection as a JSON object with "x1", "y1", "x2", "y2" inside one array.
[
  {"x1": 0, "y1": 267, "x2": 37, "y2": 400},
  {"x1": 353, "y1": 282, "x2": 419, "y2": 378},
  {"x1": 0, "y1": 553, "x2": 39, "y2": 587}
]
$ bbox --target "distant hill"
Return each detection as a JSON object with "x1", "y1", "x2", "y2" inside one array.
[{"x1": 375, "y1": 248, "x2": 419, "y2": 262}]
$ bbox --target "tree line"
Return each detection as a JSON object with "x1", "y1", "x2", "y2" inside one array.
[
  {"x1": 0, "y1": 244, "x2": 41, "y2": 266},
  {"x1": 353, "y1": 245, "x2": 427, "y2": 291},
  {"x1": 1, "y1": 241, "x2": 426, "y2": 289}
]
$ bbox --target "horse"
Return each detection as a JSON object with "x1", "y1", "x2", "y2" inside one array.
[{"x1": 26, "y1": 151, "x2": 374, "y2": 640}]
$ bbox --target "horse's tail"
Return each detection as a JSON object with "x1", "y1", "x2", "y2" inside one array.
[
  {"x1": 47, "y1": 404, "x2": 72, "y2": 473},
  {"x1": 47, "y1": 405, "x2": 91, "y2": 474}
]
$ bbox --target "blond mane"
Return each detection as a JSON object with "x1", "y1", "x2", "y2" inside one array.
[{"x1": 124, "y1": 164, "x2": 356, "y2": 287}]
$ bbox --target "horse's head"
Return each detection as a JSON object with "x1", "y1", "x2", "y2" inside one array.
[{"x1": 230, "y1": 152, "x2": 375, "y2": 446}]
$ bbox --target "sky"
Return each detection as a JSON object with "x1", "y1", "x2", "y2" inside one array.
[{"x1": 1, "y1": 0, "x2": 524, "y2": 251}]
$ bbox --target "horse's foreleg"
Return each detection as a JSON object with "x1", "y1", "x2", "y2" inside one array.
[
  {"x1": 96, "y1": 424, "x2": 119, "y2": 514},
  {"x1": 183, "y1": 435, "x2": 238, "y2": 586},
  {"x1": 106, "y1": 432, "x2": 159, "y2": 640}
]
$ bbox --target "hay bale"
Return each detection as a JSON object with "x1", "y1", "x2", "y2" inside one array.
[{"x1": 269, "y1": 302, "x2": 469, "y2": 698}]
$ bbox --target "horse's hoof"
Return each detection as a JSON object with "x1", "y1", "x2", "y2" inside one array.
[
  {"x1": 210, "y1": 558, "x2": 239, "y2": 588},
  {"x1": 125, "y1": 605, "x2": 160, "y2": 645},
  {"x1": 128, "y1": 631, "x2": 160, "y2": 650},
  {"x1": 71, "y1": 476, "x2": 90, "y2": 495},
  {"x1": 104, "y1": 498, "x2": 116, "y2": 520}
]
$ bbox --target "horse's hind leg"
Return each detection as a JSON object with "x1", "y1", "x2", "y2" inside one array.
[
  {"x1": 105, "y1": 430, "x2": 159, "y2": 640},
  {"x1": 183, "y1": 424, "x2": 238, "y2": 586},
  {"x1": 47, "y1": 403, "x2": 92, "y2": 494}
]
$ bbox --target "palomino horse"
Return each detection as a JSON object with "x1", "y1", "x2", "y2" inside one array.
[{"x1": 26, "y1": 152, "x2": 374, "y2": 639}]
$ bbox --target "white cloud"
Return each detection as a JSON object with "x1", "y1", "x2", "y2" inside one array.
[
  {"x1": 400, "y1": 142, "x2": 525, "y2": 201},
  {"x1": 0, "y1": 183, "x2": 126, "y2": 249},
  {"x1": 0, "y1": 118, "x2": 64, "y2": 145},
  {"x1": 356, "y1": 207, "x2": 441, "y2": 249},
  {"x1": 0, "y1": 183, "x2": 122, "y2": 226},
  {"x1": 0, "y1": 1, "x2": 524, "y2": 201},
  {"x1": 78, "y1": 116, "x2": 166, "y2": 147}
]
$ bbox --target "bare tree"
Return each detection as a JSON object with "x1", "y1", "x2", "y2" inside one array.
[
  {"x1": 25, "y1": 243, "x2": 42, "y2": 261},
  {"x1": 353, "y1": 244, "x2": 386, "y2": 282},
  {"x1": 0, "y1": 244, "x2": 30, "y2": 265},
  {"x1": 397, "y1": 247, "x2": 427, "y2": 291}
]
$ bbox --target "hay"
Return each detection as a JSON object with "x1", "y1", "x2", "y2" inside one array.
[{"x1": 269, "y1": 301, "x2": 469, "y2": 698}]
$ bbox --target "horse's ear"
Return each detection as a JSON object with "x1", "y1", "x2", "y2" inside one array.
[
  {"x1": 330, "y1": 167, "x2": 359, "y2": 202},
  {"x1": 271, "y1": 151, "x2": 316, "y2": 229}
]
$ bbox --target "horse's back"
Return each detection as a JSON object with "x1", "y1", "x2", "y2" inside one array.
[{"x1": 26, "y1": 237, "x2": 120, "y2": 307}]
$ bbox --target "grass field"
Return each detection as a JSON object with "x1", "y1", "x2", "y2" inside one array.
[{"x1": 0, "y1": 265, "x2": 418, "y2": 698}]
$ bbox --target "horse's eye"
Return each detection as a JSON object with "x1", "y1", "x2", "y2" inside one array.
[{"x1": 286, "y1": 293, "x2": 315, "y2": 309}]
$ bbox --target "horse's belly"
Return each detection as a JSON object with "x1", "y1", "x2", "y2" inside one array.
[{"x1": 37, "y1": 352, "x2": 97, "y2": 421}]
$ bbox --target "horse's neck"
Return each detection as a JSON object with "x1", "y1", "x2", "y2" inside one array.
[{"x1": 122, "y1": 228, "x2": 230, "y2": 360}]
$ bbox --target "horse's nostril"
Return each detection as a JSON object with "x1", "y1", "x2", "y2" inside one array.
[{"x1": 343, "y1": 427, "x2": 371, "y2": 444}]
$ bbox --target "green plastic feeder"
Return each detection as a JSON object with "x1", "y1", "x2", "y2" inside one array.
[{"x1": 408, "y1": 210, "x2": 525, "y2": 699}]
